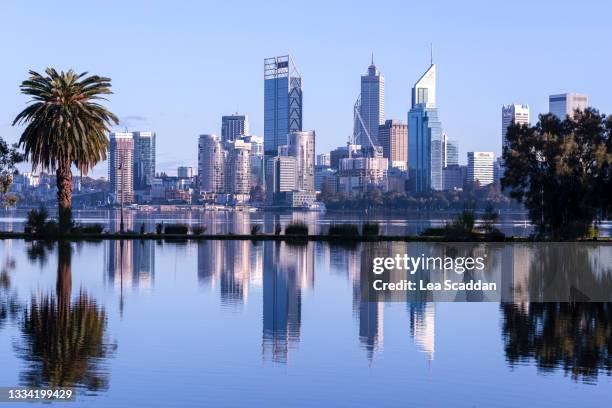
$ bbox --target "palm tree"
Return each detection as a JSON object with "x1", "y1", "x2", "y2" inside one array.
[{"x1": 13, "y1": 68, "x2": 118, "y2": 233}]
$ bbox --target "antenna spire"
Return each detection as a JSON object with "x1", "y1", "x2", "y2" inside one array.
[
  {"x1": 371, "y1": 51, "x2": 374, "y2": 65},
  {"x1": 430, "y1": 43, "x2": 433, "y2": 65}
]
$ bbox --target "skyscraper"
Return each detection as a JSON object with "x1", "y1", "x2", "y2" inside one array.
[
  {"x1": 109, "y1": 132, "x2": 134, "y2": 204},
  {"x1": 221, "y1": 114, "x2": 250, "y2": 142},
  {"x1": 549, "y1": 93, "x2": 588, "y2": 119},
  {"x1": 356, "y1": 57, "x2": 385, "y2": 145},
  {"x1": 378, "y1": 119, "x2": 408, "y2": 169},
  {"x1": 225, "y1": 139, "x2": 252, "y2": 195},
  {"x1": 286, "y1": 130, "x2": 315, "y2": 192},
  {"x1": 408, "y1": 63, "x2": 443, "y2": 192},
  {"x1": 133, "y1": 131, "x2": 156, "y2": 190},
  {"x1": 467, "y1": 151, "x2": 494, "y2": 186},
  {"x1": 264, "y1": 55, "x2": 302, "y2": 156},
  {"x1": 265, "y1": 155, "x2": 297, "y2": 204},
  {"x1": 501, "y1": 104, "x2": 529, "y2": 152},
  {"x1": 198, "y1": 134, "x2": 225, "y2": 193},
  {"x1": 442, "y1": 133, "x2": 459, "y2": 167}
]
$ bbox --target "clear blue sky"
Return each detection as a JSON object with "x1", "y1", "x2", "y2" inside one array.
[{"x1": 1, "y1": 0, "x2": 610, "y2": 177}]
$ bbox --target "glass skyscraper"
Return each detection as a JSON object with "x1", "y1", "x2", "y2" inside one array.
[
  {"x1": 408, "y1": 63, "x2": 443, "y2": 192},
  {"x1": 357, "y1": 58, "x2": 384, "y2": 146},
  {"x1": 133, "y1": 131, "x2": 156, "y2": 190},
  {"x1": 264, "y1": 55, "x2": 302, "y2": 156}
]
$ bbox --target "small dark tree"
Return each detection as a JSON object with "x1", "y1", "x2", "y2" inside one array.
[{"x1": 502, "y1": 108, "x2": 611, "y2": 239}]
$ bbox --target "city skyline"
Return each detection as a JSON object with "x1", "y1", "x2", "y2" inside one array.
[{"x1": 1, "y1": 1, "x2": 610, "y2": 178}]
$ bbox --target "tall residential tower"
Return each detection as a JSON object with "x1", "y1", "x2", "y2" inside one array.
[{"x1": 109, "y1": 132, "x2": 135, "y2": 204}]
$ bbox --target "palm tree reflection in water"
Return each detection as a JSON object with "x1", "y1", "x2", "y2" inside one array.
[{"x1": 17, "y1": 241, "x2": 115, "y2": 391}]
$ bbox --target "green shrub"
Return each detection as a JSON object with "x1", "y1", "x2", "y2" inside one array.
[
  {"x1": 164, "y1": 224, "x2": 189, "y2": 234},
  {"x1": 284, "y1": 222, "x2": 309, "y2": 235},
  {"x1": 251, "y1": 225, "x2": 261, "y2": 235},
  {"x1": 329, "y1": 224, "x2": 359, "y2": 237},
  {"x1": 362, "y1": 223, "x2": 380, "y2": 236},
  {"x1": 155, "y1": 223, "x2": 163, "y2": 234},
  {"x1": 25, "y1": 207, "x2": 48, "y2": 234},
  {"x1": 191, "y1": 225, "x2": 207, "y2": 235},
  {"x1": 74, "y1": 223, "x2": 104, "y2": 234}
]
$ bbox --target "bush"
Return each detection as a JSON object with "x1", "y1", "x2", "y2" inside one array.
[
  {"x1": 155, "y1": 223, "x2": 163, "y2": 234},
  {"x1": 25, "y1": 207, "x2": 49, "y2": 234},
  {"x1": 274, "y1": 224, "x2": 282, "y2": 236},
  {"x1": 164, "y1": 224, "x2": 189, "y2": 234},
  {"x1": 74, "y1": 223, "x2": 104, "y2": 234},
  {"x1": 191, "y1": 225, "x2": 207, "y2": 235},
  {"x1": 362, "y1": 223, "x2": 380, "y2": 236},
  {"x1": 328, "y1": 224, "x2": 359, "y2": 237},
  {"x1": 140, "y1": 223, "x2": 146, "y2": 234},
  {"x1": 284, "y1": 222, "x2": 309, "y2": 235},
  {"x1": 251, "y1": 225, "x2": 261, "y2": 236}
]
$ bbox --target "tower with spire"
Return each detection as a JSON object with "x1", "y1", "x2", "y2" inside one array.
[{"x1": 357, "y1": 54, "x2": 385, "y2": 146}]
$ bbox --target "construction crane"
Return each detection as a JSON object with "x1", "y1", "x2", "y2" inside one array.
[{"x1": 351, "y1": 94, "x2": 383, "y2": 158}]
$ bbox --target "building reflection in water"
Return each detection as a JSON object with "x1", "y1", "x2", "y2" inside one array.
[
  {"x1": 262, "y1": 241, "x2": 314, "y2": 363},
  {"x1": 104, "y1": 240, "x2": 155, "y2": 303}
]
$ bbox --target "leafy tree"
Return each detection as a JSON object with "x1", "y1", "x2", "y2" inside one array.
[
  {"x1": 502, "y1": 108, "x2": 611, "y2": 239},
  {"x1": 13, "y1": 69, "x2": 118, "y2": 233},
  {"x1": 0, "y1": 136, "x2": 23, "y2": 208}
]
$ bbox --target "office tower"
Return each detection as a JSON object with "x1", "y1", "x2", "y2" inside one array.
[
  {"x1": 221, "y1": 114, "x2": 250, "y2": 142},
  {"x1": 198, "y1": 134, "x2": 225, "y2": 193},
  {"x1": 132, "y1": 131, "x2": 156, "y2": 191},
  {"x1": 408, "y1": 63, "x2": 443, "y2": 192},
  {"x1": 239, "y1": 135, "x2": 264, "y2": 187},
  {"x1": 378, "y1": 119, "x2": 408, "y2": 169},
  {"x1": 501, "y1": 104, "x2": 529, "y2": 152},
  {"x1": 442, "y1": 133, "x2": 459, "y2": 167},
  {"x1": 264, "y1": 55, "x2": 302, "y2": 155},
  {"x1": 356, "y1": 57, "x2": 385, "y2": 145},
  {"x1": 109, "y1": 132, "x2": 134, "y2": 204},
  {"x1": 443, "y1": 164, "x2": 466, "y2": 190},
  {"x1": 225, "y1": 139, "x2": 252, "y2": 195},
  {"x1": 177, "y1": 166, "x2": 194, "y2": 179},
  {"x1": 285, "y1": 130, "x2": 315, "y2": 192},
  {"x1": 467, "y1": 152, "x2": 494, "y2": 186},
  {"x1": 265, "y1": 155, "x2": 297, "y2": 204},
  {"x1": 316, "y1": 153, "x2": 330, "y2": 167},
  {"x1": 549, "y1": 93, "x2": 588, "y2": 119}
]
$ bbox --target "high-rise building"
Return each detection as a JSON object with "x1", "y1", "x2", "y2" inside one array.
[
  {"x1": 442, "y1": 133, "x2": 459, "y2": 167},
  {"x1": 357, "y1": 57, "x2": 385, "y2": 145},
  {"x1": 177, "y1": 166, "x2": 194, "y2": 179},
  {"x1": 408, "y1": 63, "x2": 443, "y2": 192},
  {"x1": 501, "y1": 104, "x2": 529, "y2": 152},
  {"x1": 264, "y1": 55, "x2": 302, "y2": 155},
  {"x1": 285, "y1": 130, "x2": 315, "y2": 192},
  {"x1": 109, "y1": 132, "x2": 134, "y2": 204},
  {"x1": 265, "y1": 155, "x2": 297, "y2": 204},
  {"x1": 378, "y1": 119, "x2": 407, "y2": 169},
  {"x1": 132, "y1": 131, "x2": 156, "y2": 191},
  {"x1": 467, "y1": 152, "x2": 494, "y2": 187},
  {"x1": 239, "y1": 135, "x2": 264, "y2": 188},
  {"x1": 225, "y1": 139, "x2": 252, "y2": 195},
  {"x1": 549, "y1": 93, "x2": 588, "y2": 120},
  {"x1": 198, "y1": 134, "x2": 225, "y2": 193},
  {"x1": 443, "y1": 164, "x2": 466, "y2": 190},
  {"x1": 221, "y1": 114, "x2": 249, "y2": 142},
  {"x1": 316, "y1": 153, "x2": 330, "y2": 167},
  {"x1": 337, "y1": 156, "x2": 388, "y2": 194}
]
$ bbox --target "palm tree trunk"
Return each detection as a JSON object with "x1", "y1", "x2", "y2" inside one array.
[
  {"x1": 56, "y1": 162, "x2": 73, "y2": 234},
  {"x1": 57, "y1": 240, "x2": 72, "y2": 313}
]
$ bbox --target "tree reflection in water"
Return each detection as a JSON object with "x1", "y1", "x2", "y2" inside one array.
[
  {"x1": 17, "y1": 241, "x2": 115, "y2": 391},
  {"x1": 0, "y1": 257, "x2": 19, "y2": 331},
  {"x1": 501, "y1": 302, "x2": 612, "y2": 383}
]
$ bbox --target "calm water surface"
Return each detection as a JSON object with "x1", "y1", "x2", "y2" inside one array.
[{"x1": 0, "y1": 239, "x2": 611, "y2": 407}]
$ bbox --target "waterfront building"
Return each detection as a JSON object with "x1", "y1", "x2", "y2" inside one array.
[
  {"x1": 285, "y1": 130, "x2": 315, "y2": 192},
  {"x1": 109, "y1": 132, "x2": 135, "y2": 204},
  {"x1": 549, "y1": 93, "x2": 588, "y2": 120},
  {"x1": 132, "y1": 131, "x2": 156, "y2": 191},
  {"x1": 378, "y1": 119, "x2": 408, "y2": 170},
  {"x1": 356, "y1": 57, "x2": 385, "y2": 145},
  {"x1": 501, "y1": 104, "x2": 529, "y2": 152},
  {"x1": 408, "y1": 63, "x2": 443, "y2": 192},
  {"x1": 198, "y1": 134, "x2": 225, "y2": 193},
  {"x1": 225, "y1": 139, "x2": 252, "y2": 197},
  {"x1": 315, "y1": 166, "x2": 336, "y2": 192},
  {"x1": 467, "y1": 152, "x2": 494, "y2": 187},
  {"x1": 265, "y1": 155, "x2": 297, "y2": 204},
  {"x1": 443, "y1": 164, "x2": 466, "y2": 190},
  {"x1": 221, "y1": 114, "x2": 249, "y2": 142},
  {"x1": 442, "y1": 133, "x2": 459, "y2": 167},
  {"x1": 239, "y1": 135, "x2": 264, "y2": 188},
  {"x1": 264, "y1": 55, "x2": 302, "y2": 155},
  {"x1": 337, "y1": 155, "x2": 388, "y2": 194}
]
